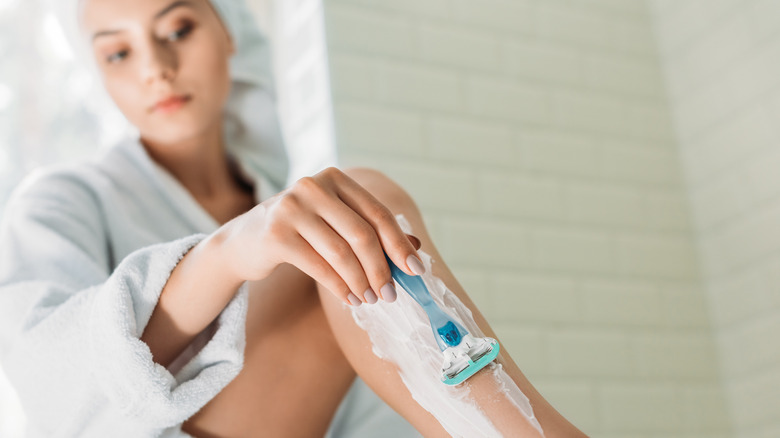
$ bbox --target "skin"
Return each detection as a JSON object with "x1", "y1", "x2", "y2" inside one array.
[
  {"x1": 82, "y1": 0, "x2": 252, "y2": 224},
  {"x1": 81, "y1": 0, "x2": 420, "y2": 309},
  {"x1": 80, "y1": 0, "x2": 589, "y2": 436}
]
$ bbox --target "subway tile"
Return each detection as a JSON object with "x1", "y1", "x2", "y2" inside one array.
[
  {"x1": 614, "y1": 233, "x2": 697, "y2": 279},
  {"x1": 530, "y1": 227, "x2": 614, "y2": 274},
  {"x1": 419, "y1": 24, "x2": 501, "y2": 72},
  {"x1": 325, "y1": 3, "x2": 417, "y2": 58},
  {"x1": 334, "y1": 103, "x2": 425, "y2": 158},
  {"x1": 502, "y1": 40, "x2": 584, "y2": 86},
  {"x1": 439, "y1": 217, "x2": 530, "y2": 269},
  {"x1": 491, "y1": 274, "x2": 580, "y2": 324},
  {"x1": 450, "y1": 0, "x2": 534, "y2": 36},
  {"x1": 580, "y1": 279, "x2": 665, "y2": 327},
  {"x1": 599, "y1": 383, "x2": 684, "y2": 432},
  {"x1": 376, "y1": 61, "x2": 463, "y2": 112},
  {"x1": 466, "y1": 77, "x2": 551, "y2": 125},
  {"x1": 546, "y1": 329, "x2": 634, "y2": 377},
  {"x1": 480, "y1": 173, "x2": 564, "y2": 221},
  {"x1": 427, "y1": 116, "x2": 517, "y2": 166},
  {"x1": 565, "y1": 183, "x2": 646, "y2": 229},
  {"x1": 633, "y1": 332, "x2": 719, "y2": 380}
]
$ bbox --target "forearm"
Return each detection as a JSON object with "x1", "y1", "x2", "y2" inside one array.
[{"x1": 140, "y1": 230, "x2": 245, "y2": 369}]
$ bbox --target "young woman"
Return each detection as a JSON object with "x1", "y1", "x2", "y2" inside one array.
[{"x1": 0, "y1": 0, "x2": 587, "y2": 436}]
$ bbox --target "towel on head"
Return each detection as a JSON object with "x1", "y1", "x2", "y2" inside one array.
[{"x1": 47, "y1": 0, "x2": 290, "y2": 191}]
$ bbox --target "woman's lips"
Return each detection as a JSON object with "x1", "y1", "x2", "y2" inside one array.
[{"x1": 152, "y1": 94, "x2": 191, "y2": 113}]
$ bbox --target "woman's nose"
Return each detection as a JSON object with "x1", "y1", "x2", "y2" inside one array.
[{"x1": 142, "y1": 41, "x2": 177, "y2": 84}]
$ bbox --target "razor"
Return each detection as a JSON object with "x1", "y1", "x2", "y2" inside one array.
[{"x1": 385, "y1": 253, "x2": 500, "y2": 385}]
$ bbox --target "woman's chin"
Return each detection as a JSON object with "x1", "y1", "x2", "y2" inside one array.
[
  {"x1": 140, "y1": 114, "x2": 217, "y2": 145},
  {"x1": 140, "y1": 126, "x2": 206, "y2": 148}
]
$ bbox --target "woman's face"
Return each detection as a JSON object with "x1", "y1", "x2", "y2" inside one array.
[{"x1": 81, "y1": 0, "x2": 234, "y2": 146}]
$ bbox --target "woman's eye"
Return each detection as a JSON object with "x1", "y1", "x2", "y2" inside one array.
[
  {"x1": 106, "y1": 50, "x2": 129, "y2": 64},
  {"x1": 166, "y1": 24, "x2": 193, "y2": 42}
]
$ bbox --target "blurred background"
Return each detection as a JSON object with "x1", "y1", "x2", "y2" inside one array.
[{"x1": 1, "y1": 0, "x2": 779, "y2": 437}]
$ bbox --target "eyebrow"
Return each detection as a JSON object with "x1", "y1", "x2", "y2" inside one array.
[{"x1": 91, "y1": 0, "x2": 195, "y2": 42}]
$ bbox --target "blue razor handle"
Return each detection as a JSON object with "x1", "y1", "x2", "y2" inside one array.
[{"x1": 385, "y1": 253, "x2": 468, "y2": 351}]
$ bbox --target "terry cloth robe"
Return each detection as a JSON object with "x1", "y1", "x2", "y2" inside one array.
[{"x1": 0, "y1": 138, "x2": 421, "y2": 438}]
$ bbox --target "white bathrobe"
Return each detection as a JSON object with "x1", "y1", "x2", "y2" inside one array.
[{"x1": 0, "y1": 137, "x2": 420, "y2": 437}]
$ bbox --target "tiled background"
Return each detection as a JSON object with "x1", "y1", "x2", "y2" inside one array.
[
  {"x1": 266, "y1": 0, "x2": 780, "y2": 436},
  {"x1": 653, "y1": 1, "x2": 780, "y2": 437},
  {"x1": 315, "y1": 0, "x2": 723, "y2": 436},
  {"x1": 2, "y1": 0, "x2": 778, "y2": 437}
]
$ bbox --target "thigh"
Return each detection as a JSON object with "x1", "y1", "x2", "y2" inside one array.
[{"x1": 182, "y1": 263, "x2": 357, "y2": 438}]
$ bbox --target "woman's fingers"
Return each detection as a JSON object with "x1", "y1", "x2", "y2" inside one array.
[
  {"x1": 296, "y1": 214, "x2": 380, "y2": 304},
  {"x1": 407, "y1": 234, "x2": 422, "y2": 250},
  {"x1": 319, "y1": 205, "x2": 397, "y2": 303},
  {"x1": 299, "y1": 191, "x2": 401, "y2": 304},
  {"x1": 280, "y1": 232, "x2": 357, "y2": 307},
  {"x1": 327, "y1": 170, "x2": 425, "y2": 278},
  {"x1": 268, "y1": 168, "x2": 423, "y2": 306},
  {"x1": 296, "y1": 171, "x2": 399, "y2": 303}
]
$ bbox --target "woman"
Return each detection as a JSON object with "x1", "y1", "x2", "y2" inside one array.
[{"x1": 0, "y1": 0, "x2": 587, "y2": 436}]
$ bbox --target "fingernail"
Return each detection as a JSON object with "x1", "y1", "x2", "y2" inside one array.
[
  {"x1": 347, "y1": 293, "x2": 362, "y2": 306},
  {"x1": 381, "y1": 282, "x2": 397, "y2": 303},
  {"x1": 406, "y1": 254, "x2": 426, "y2": 276},
  {"x1": 406, "y1": 234, "x2": 421, "y2": 250},
  {"x1": 364, "y1": 288, "x2": 378, "y2": 304}
]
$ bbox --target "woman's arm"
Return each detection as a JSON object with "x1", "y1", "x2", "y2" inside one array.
[
  {"x1": 139, "y1": 230, "x2": 244, "y2": 369},
  {"x1": 0, "y1": 170, "x2": 246, "y2": 432},
  {"x1": 142, "y1": 166, "x2": 426, "y2": 369}
]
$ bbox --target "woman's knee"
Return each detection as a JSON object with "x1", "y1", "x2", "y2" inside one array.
[{"x1": 341, "y1": 167, "x2": 419, "y2": 216}]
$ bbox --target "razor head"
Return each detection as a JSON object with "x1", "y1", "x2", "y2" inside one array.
[{"x1": 440, "y1": 335, "x2": 500, "y2": 385}]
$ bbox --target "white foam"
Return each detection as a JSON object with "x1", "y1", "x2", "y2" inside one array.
[{"x1": 349, "y1": 215, "x2": 545, "y2": 437}]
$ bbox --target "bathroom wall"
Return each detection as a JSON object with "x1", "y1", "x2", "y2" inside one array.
[
  {"x1": 248, "y1": 0, "x2": 339, "y2": 182},
  {"x1": 651, "y1": 1, "x2": 780, "y2": 437},
  {"x1": 319, "y1": 0, "x2": 728, "y2": 436}
]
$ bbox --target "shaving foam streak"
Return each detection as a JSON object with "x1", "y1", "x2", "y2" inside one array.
[{"x1": 349, "y1": 215, "x2": 544, "y2": 437}]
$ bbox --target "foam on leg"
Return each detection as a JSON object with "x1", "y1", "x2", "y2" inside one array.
[{"x1": 348, "y1": 215, "x2": 545, "y2": 437}]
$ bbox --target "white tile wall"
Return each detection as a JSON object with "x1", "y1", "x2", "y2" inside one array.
[
  {"x1": 0, "y1": 1, "x2": 751, "y2": 437},
  {"x1": 651, "y1": 0, "x2": 780, "y2": 437},
  {"x1": 253, "y1": 0, "x2": 339, "y2": 182},
  {"x1": 322, "y1": 0, "x2": 727, "y2": 436}
]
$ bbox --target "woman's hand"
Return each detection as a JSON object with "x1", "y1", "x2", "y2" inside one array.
[{"x1": 217, "y1": 167, "x2": 425, "y2": 306}]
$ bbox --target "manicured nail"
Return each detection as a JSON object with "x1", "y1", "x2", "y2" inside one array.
[
  {"x1": 364, "y1": 288, "x2": 378, "y2": 304},
  {"x1": 347, "y1": 293, "x2": 362, "y2": 306},
  {"x1": 406, "y1": 234, "x2": 421, "y2": 250},
  {"x1": 406, "y1": 254, "x2": 426, "y2": 276},
  {"x1": 381, "y1": 282, "x2": 397, "y2": 303}
]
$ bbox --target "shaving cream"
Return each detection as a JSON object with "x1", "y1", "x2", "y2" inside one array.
[{"x1": 349, "y1": 215, "x2": 544, "y2": 437}]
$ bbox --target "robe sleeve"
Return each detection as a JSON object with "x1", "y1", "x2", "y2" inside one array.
[{"x1": 0, "y1": 169, "x2": 248, "y2": 435}]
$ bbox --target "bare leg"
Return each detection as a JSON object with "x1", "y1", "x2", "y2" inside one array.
[
  {"x1": 182, "y1": 168, "x2": 586, "y2": 437},
  {"x1": 316, "y1": 168, "x2": 587, "y2": 437}
]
